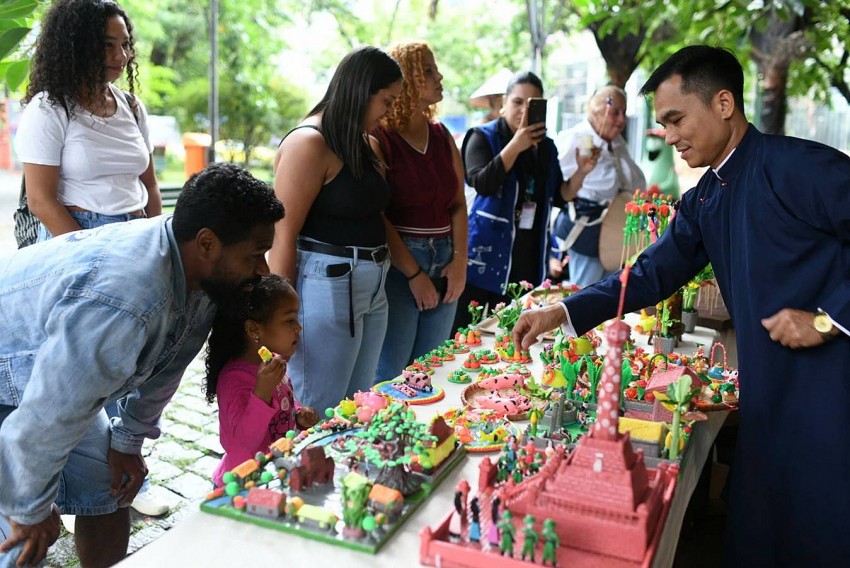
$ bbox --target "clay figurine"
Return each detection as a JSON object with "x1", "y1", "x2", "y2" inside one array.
[
  {"x1": 498, "y1": 510, "x2": 516, "y2": 557},
  {"x1": 542, "y1": 518, "x2": 559, "y2": 566},
  {"x1": 448, "y1": 490, "x2": 463, "y2": 542},
  {"x1": 468, "y1": 497, "x2": 481, "y2": 543},
  {"x1": 521, "y1": 514, "x2": 539, "y2": 562}
]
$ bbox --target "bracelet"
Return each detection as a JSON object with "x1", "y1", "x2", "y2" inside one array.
[{"x1": 407, "y1": 267, "x2": 423, "y2": 281}]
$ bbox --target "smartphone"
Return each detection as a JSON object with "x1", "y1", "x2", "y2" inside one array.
[
  {"x1": 527, "y1": 97, "x2": 547, "y2": 125},
  {"x1": 325, "y1": 263, "x2": 351, "y2": 277}
]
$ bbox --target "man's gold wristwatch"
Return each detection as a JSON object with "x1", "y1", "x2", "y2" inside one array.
[{"x1": 813, "y1": 310, "x2": 837, "y2": 341}]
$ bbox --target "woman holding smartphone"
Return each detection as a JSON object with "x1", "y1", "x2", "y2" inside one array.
[
  {"x1": 454, "y1": 71, "x2": 581, "y2": 330},
  {"x1": 269, "y1": 47, "x2": 402, "y2": 413}
]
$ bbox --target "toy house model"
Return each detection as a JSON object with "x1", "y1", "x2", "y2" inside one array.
[
  {"x1": 231, "y1": 458, "x2": 260, "y2": 484},
  {"x1": 245, "y1": 487, "x2": 286, "y2": 518},
  {"x1": 421, "y1": 416, "x2": 457, "y2": 472},
  {"x1": 289, "y1": 446, "x2": 335, "y2": 492},
  {"x1": 646, "y1": 366, "x2": 699, "y2": 422},
  {"x1": 368, "y1": 484, "x2": 404, "y2": 516}
]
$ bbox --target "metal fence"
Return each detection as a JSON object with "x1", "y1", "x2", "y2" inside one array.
[{"x1": 785, "y1": 97, "x2": 850, "y2": 153}]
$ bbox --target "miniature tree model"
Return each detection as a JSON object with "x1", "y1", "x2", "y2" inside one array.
[
  {"x1": 348, "y1": 402, "x2": 438, "y2": 495},
  {"x1": 467, "y1": 300, "x2": 484, "y2": 326},
  {"x1": 341, "y1": 472, "x2": 375, "y2": 537},
  {"x1": 656, "y1": 374, "x2": 701, "y2": 460}
]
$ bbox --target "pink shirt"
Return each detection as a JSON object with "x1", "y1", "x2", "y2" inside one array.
[{"x1": 212, "y1": 359, "x2": 299, "y2": 486}]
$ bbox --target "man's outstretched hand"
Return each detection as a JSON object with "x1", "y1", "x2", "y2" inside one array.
[
  {"x1": 512, "y1": 304, "x2": 568, "y2": 351},
  {"x1": 0, "y1": 503, "x2": 60, "y2": 567}
]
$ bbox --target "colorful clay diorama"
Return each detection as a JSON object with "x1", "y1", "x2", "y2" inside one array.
[
  {"x1": 460, "y1": 372, "x2": 549, "y2": 421},
  {"x1": 441, "y1": 407, "x2": 521, "y2": 453},
  {"x1": 421, "y1": 268, "x2": 681, "y2": 567},
  {"x1": 202, "y1": 402, "x2": 465, "y2": 553},
  {"x1": 372, "y1": 368, "x2": 446, "y2": 405}
]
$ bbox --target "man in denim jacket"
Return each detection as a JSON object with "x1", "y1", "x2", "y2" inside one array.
[{"x1": 0, "y1": 163, "x2": 283, "y2": 568}]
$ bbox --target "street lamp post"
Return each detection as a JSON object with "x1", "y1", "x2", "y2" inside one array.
[{"x1": 208, "y1": 0, "x2": 219, "y2": 164}]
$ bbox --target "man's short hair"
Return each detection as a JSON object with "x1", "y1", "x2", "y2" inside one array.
[
  {"x1": 640, "y1": 45, "x2": 745, "y2": 114},
  {"x1": 172, "y1": 163, "x2": 284, "y2": 245}
]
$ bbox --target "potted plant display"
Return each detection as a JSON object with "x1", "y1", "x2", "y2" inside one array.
[
  {"x1": 681, "y1": 281, "x2": 700, "y2": 333},
  {"x1": 653, "y1": 300, "x2": 678, "y2": 355}
]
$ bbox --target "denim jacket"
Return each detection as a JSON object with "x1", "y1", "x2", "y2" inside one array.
[{"x1": 0, "y1": 216, "x2": 215, "y2": 525}]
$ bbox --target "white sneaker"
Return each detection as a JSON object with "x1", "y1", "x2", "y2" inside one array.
[
  {"x1": 130, "y1": 487, "x2": 171, "y2": 517},
  {"x1": 61, "y1": 514, "x2": 75, "y2": 534}
]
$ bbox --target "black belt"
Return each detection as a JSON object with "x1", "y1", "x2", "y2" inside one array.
[{"x1": 297, "y1": 239, "x2": 389, "y2": 263}]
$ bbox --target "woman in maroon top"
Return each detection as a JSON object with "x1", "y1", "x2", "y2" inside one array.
[{"x1": 372, "y1": 42, "x2": 468, "y2": 381}]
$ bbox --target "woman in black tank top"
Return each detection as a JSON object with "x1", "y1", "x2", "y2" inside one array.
[{"x1": 268, "y1": 46, "x2": 403, "y2": 414}]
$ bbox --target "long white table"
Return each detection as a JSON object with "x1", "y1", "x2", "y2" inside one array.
[{"x1": 118, "y1": 322, "x2": 730, "y2": 568}]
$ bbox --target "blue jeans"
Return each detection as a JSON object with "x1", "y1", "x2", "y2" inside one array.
[
  {"x1": 0, "y1": 406, "x2": 121, "y2": 568},
  {"x1": 287, "y1": 242, "x2": 389, "y2": 413},
  {"x1": 375, "y1": 236, "x2": 457, "y2": 382},
  {"x1": 36, "y1": 209, "x2": 145, "y2": 241},
  {"x1": 567, "y1": 249, "x2": 615, "y2": 287}
]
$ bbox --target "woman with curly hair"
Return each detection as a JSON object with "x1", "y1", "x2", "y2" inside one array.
[
  {"x1": 371, "y1": 42, "x2": 467, "y2": 381},
  {"x1": 269, "y1": 46, "x2": 402, "y2": 413},
  {"x1": 15, "y1": 0, "x2": 161, "y2": 241},
  {"x1": 13, "y1": 0, "x2": 169, "y2": 527}
]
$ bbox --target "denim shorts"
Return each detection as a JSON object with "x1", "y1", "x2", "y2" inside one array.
[
  {"x1": 0, "y1": 405, "x2": 121, "y2": 518},
  {"x1": 37, "y1": 209, "x2": 145, "y2": 241}
]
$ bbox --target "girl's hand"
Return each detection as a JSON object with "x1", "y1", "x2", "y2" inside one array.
[
  {"x1": 253, "y1": 355, "x2": 286, "y2": 405},
  {"x1": 295, "y1": 406, "x2": 319, "y2": 429},
  {"x1": 409, "y1": 272, "x2": 440, "y2": 311},
  {"x1": 441, "y1": 255, "x2": 467, "y2": 304}
]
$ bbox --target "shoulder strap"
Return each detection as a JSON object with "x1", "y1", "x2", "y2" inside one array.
[
  {"x1": 123, "y1": 91, "x2": 140, "y2": 126},
  {"x1": 18, "y1": 173, "x2": 27, "y2": 207},
  {"x1": 278, "y1": 124, "x2": 321, "y2": 147}
]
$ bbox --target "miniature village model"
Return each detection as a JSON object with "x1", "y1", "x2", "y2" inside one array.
[
  {"x1": 201, "y1": 401, "x2": 465, "y2": 554},
  {"x1": 421, "y1": 270, "x2": 680, "y2": 567}
]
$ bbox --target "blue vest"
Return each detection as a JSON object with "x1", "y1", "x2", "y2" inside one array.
[{"x1": 463, "y1": 119, "x2": 561, "y2": 294}]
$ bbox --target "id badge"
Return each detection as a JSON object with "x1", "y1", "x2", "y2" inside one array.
[{"x1": 519, "y1": 201, "x2": 537, "y2": 230}]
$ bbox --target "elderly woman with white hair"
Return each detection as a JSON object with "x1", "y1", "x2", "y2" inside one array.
[{"x1": 554, "y1": 86, "x2": 646, "y2": 286}]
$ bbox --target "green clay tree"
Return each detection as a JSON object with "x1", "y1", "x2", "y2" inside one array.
[{"x1": 347, "y1": 402, "x2": 437, "y2": 495}]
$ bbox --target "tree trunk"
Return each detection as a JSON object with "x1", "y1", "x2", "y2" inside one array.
[
  {"x1": 375, "y1": 464, "x2": 421, "y2": 495},
  {"x1": 750, "y1": 9, "x2": 805, "y2": 135},
  {"x1": 589, "y1": 21, "x2": 646, "y2": 89}
]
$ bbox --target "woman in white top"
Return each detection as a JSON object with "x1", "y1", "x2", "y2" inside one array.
[
  {"x1": 15, "y1": 0, "x2": 160, "y2": 241},
  {"x1": 12, "y1": 0, "x2": 170, "y2": 530}
]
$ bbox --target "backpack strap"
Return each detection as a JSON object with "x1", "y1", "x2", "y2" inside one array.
[{"x1": 123, "y1": 91, "x2": 140, "y2": 126}]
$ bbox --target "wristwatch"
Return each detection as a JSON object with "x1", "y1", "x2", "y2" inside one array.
[{"x1": 813, "y1": 310, "x2": 837, "y2": 341}]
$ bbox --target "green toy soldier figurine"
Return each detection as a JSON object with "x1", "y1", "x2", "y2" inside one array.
[
  {"x1": 498, "y1": 510, "x2": 516, "y2": 557},
  {"x1": 521, "y1": 514, "x2": 539, "y2": 561},
  {"x1": 542, "y1": 518, "x2": 560, "y2": 566}
]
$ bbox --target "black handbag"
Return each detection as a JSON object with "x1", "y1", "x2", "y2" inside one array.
[{"x1": 13, "y1": 174, "x2": 40, "y2": 248}]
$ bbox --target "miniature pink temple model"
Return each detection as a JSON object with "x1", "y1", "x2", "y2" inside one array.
[{"x1": 421, "y1": 265, "x2": 679, "y2": 566}]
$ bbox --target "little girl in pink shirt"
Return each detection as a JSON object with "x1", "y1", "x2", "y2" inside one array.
[{"x1": 204, "y1": 274, "x2": 318, "y2": 486}]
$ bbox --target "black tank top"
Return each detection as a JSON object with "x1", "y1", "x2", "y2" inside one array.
[{"x1": 282, "y1": 125, "x2": 389, "y2": 247}]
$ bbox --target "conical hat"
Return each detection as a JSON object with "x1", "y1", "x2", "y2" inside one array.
[{"x1": 469, "y1": 68, "x2": 513, "y2": 108}]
